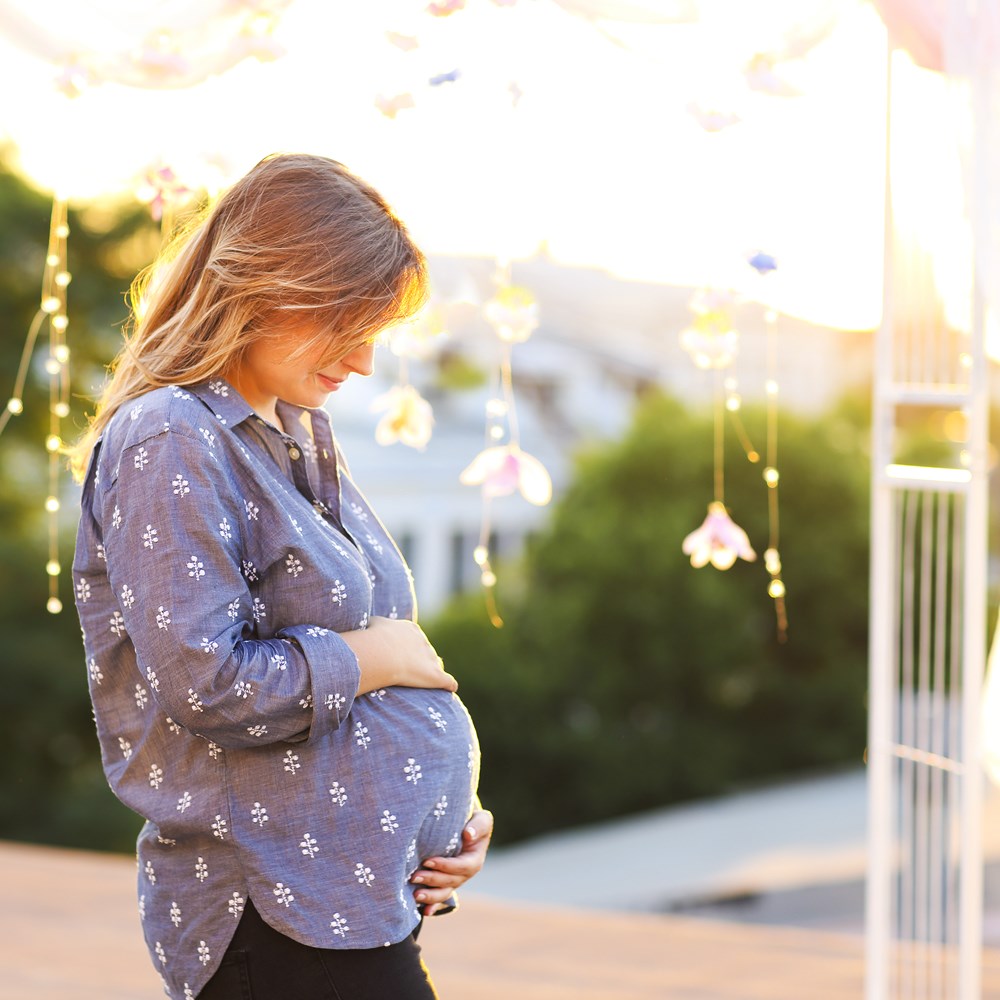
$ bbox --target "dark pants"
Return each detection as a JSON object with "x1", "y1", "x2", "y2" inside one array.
[{"x1": 198, "y1": 899, "x2": 438, "y2": 1000}]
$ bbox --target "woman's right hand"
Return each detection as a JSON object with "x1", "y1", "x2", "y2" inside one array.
[{"x1": 340, "y1": 616, "x2": 458, "y2": 695}]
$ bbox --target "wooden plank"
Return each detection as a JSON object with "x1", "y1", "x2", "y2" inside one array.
[{"x1": 1, "y1": 840, "x2": 998, "y2": 999}]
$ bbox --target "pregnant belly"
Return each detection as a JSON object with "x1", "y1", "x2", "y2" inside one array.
[
  {"x1": 300, "y1": 686, "x2": 479, "y2": 865},
  {"x1": 342, "y1": 687, "x2": 480, "y2": 855},
  {"x1": 224, "y1": 688, "x2": 480, "y2": 883}
]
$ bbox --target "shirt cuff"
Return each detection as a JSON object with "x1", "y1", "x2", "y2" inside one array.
[{"x1": 277, "y1": 624, "x2": 361, "y2": 744}]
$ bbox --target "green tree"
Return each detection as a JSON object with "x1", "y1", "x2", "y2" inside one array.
[{"x1": 427, "y1": 392, "x2": 872, "y2": 844}]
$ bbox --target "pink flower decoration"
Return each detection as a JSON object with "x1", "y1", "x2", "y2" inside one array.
[
  {"x1": 427, "y1": 0, "x2": 466, "y2": 15},
  {"x1": 682, "y1": 502, "x2": 757, "y2": 570},
  {"x1": 53, "y1": 58, "x2": 95, "y2": 99},
  {"x1": 136, "y1": 166, "x2": 192, "y2": 222},
  {"x1": 460, "y1": 445, "x2": 552, "y2": 506}
]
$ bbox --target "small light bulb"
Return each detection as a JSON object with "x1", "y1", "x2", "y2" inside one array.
[
  {"x1": 489, "y1": 425, "x2": 504, "y2": 440},
  {"x1": 41, "y1": 296, "x2": 61, "y2": 314},
  {"x1": 959, "y1": 353, "x2": 973, "y2": 369},
  {"x1": 47, "y1": 596, "x2": 63, "y2": 614},
  {"x1": 723, "y1": 377, "x2": 738, "y2": 392},
  {"x1": 45, "y1": 358, "x2": 62, "y2": 375},
  {"x1": 765, "y1": 379, "x2": 779, "y2": 396},
  {"x1": 473, "y1": 545, "x2": 489, "y2": 566},
  {"x1": 46, "y1": 559, "x2": 61, "y2": 576},
  {"x1": 768, "y1": 579, "x2": 786, "y2": 599},
  {"x1": 52, "y1": 316, "x2": 69, "y2": 333},
  {"x1": 481, "y1": 570, "x2": 497, "y2": 588},
  {"x1": 53, "y1": 401, "x2": 70, "y2": 418},
  {"x1": 54, "y1": 271, "x2": 71, "y2": 287},
  {"x1": 55, "y1": 224, "x2": 70, "y2": 238},
  {"x1": 764, "y1": 547, "x2": 781, "y2": 575},
  {"x1": 765, "y1": 309, "x2": 778, "y2": 323},
  {"x1": 726, "y1": 394, "x2": 741, "y2": 412},
  {"x1": 763, "y1": 467, "x2": 779, "y2": 487},
  {"x1": 485, "y1": 398, "x2": 508, "y2": 418},
  {"x1": 45, "y1": 495, "x2": 60, "y2": 512},
  {"x1": 54, "y1": 343, "x2": 70, "y2": 362},
  {"x1": 46, "y1": 253, "x2": 60, "y2": 266},
  {"x1": 6, "y1": 397, "x2": 23, "y2": 415},
  {"x1": 46, "y1": 434, "x2": 62, "y2": 452}
]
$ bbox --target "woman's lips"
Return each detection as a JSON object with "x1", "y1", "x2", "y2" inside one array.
[{"x1": 317, "y1": 373, "x2": 345, "y2": 391}]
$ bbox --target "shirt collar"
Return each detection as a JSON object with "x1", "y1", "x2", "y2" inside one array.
[
  {"x1": 187, "y1": 378, "x2": 259, "y2": 429},
  {"x1": 187, "y1": 378, "x2": 333, "y2": 442}
]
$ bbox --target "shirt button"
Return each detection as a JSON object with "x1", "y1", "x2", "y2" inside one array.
[{"x1": 288, "y1": 447, "x2": 302, "y2": 461}]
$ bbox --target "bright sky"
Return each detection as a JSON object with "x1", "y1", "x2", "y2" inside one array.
[{"x1": 0, "y1": 0, "x2": 970, "y2": 334}]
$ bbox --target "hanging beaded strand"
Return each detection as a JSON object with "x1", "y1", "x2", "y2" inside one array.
[{"x1": 762, "y1": 306, "x2": 788, "y2": 641}]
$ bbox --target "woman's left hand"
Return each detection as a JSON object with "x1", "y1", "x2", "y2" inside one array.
[{"x1": 410, "y1": 809, "x2": 494, "y2": 916}]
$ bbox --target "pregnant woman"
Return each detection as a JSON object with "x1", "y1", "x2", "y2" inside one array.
[{"x1": 71, "y1": 153, "x2": 490, "y2": 999}]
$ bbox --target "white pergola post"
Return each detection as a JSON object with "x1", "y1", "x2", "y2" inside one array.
[{"x1": 866, "y1": 42, "x2": 989, "y2": 1000}]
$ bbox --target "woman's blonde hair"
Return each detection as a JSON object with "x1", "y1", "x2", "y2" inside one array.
[{"x1": 70, "y1": 152, "x2": 428, "y2": 481}]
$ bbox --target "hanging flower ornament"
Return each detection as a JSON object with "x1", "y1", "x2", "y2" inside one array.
[
  {"x1": 461, "y1": 267, "x2": 550, "y2": 626},
  {"x1": 683, "y1": 502, "x2": 757, "y2": 570},
  {"x1": 372, "y1": 385, "x2": 435, "y2": 451},
  {"x1": 680, "y1": 288, "x2": 739, "y2": 369},
  {"x1": 678, "y1": 286, "x2": 759, "y2": 578},
  {"x1": 484, "y1": 285, "x2": 539, "y2": 343},
  {"x1": 375, "y1": 92, "x2": 416, "y2": 118},
  {"x1": 460, "y1": 444, "x2": 552, "y2": 506},
  {"x1": 370, "y1": 301, "x2": 448, "y2": 451},
  {"x1": 743, "y1": 54, "x2": 801, "y2": 97},
  {"x1": 687, "y1": 103, "x2": 741, "y2": 132}
]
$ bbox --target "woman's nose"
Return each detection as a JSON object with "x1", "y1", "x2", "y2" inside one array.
[{"x1": 343, "y1": 341, "x2": 375, "y2": 376}]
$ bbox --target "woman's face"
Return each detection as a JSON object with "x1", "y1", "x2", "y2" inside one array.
[{"x1": 229, "y1": 320, "x2": 376, "y2": 419}]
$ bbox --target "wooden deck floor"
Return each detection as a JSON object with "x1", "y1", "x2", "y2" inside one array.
[{"x1": 2, "y1": 840, "x2": 998, "y2": 999}]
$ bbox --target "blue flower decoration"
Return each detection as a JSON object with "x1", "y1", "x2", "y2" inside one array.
[
  {"x1": 748, "y1": 251, "x2": 778, "y2": 275},
  {"x1": 429, "y1": 69, "x2": 461, "y2": 86}
]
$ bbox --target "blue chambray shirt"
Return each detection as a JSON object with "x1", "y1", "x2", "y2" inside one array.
[{"x1": 72, "y1": 379, "x2": 481, "y2": 999}]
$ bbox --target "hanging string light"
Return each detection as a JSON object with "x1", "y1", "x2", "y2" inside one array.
[
  {"x1": 460, "y1": 259, "x2": 552, "y2": 627},
  {"x1": 0, "y1": 196, "x2": 71, "y2": 612}
]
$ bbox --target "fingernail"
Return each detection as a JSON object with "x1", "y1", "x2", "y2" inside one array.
[
  {"x1": 412, "y1": 875, "x2": 424, "y2": 884},
  {"x1": 415, "y1": 892, "x2": 427, "y2": 902},
  {"x1": 424, "y1": 860, "x2": 435, "y2": 869},
  {"x1": 465, "y1": 826, "x2": 476, "y2": 838}
]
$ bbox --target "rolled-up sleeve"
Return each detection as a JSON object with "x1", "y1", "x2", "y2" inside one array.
[{"x1": 98, "y1": 426, "x2": 361, "y2": 748}]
